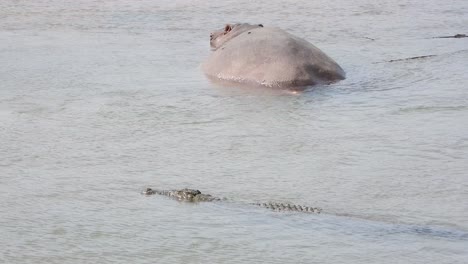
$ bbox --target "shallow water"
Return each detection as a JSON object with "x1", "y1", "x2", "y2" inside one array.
[{"x1": 1, "y1": 0, "x2": 468, "y2": 263}]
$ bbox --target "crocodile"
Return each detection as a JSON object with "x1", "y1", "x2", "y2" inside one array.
[{"x1": 143, "y1": 188, "x2": 321, "y2": 214}]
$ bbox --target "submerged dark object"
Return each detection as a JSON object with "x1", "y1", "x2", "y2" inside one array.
[
  {"x1": 434, "y1": 34, "x2": 467, "y2": 39},
  {"x1": 387, "y1": 54, "x2": 436, "y2": 63}
]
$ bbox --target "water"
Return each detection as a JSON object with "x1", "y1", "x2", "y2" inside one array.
[{"x1": 1, "y1": 0, "x2": 468, "y2": 263}]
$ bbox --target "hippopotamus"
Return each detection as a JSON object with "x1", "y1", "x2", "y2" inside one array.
[{"x1": 202, "y1": 23, "x2": 346, "y2": 88}]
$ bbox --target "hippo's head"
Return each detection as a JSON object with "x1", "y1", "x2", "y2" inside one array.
[{"x1": 210, "y1": 23, "x2": 264, "y2": 50}]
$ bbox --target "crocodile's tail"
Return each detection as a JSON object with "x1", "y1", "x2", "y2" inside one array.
[{"x1": 253, "y1": 202, "x2": 322, "y2": 214}]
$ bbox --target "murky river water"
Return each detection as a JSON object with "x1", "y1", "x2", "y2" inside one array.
[{"x1": 1, "y1": 0, "x2": 468, "y2": 263}]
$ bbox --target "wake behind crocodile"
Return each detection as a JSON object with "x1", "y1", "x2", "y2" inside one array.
[
  {"x1": 142, "y1": 188, "x2": 322, "y2": 213},
  {"x1": 142, "y1": 187, "x2": 468, "y2": 242}
]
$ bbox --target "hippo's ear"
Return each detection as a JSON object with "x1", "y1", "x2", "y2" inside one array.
[{"x1": 224, "y1": 24, "x2": 232, "y2": 33}]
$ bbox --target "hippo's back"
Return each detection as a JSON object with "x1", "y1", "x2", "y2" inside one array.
[{"x1": 202, "y1": 27, "x2": 345, "y2": 87}]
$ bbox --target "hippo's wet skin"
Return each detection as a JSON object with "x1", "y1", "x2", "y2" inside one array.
[
  {"x1": 143, "y1": 188, "x2": 321, "y2": 214},
  {"x1": 202, "y1": 23, "x2": 345, "y2": 88}
]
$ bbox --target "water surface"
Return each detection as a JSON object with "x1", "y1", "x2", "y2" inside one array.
[{"x1": 1, "y1": 0, "x2": 468, "y2": 263}]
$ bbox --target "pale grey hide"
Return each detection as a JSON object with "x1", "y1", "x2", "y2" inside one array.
[{"x1": 202, "y1": 23, "x2": 346, "y2": 88}]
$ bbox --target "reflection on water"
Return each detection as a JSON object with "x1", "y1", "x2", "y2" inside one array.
[{"x1": 1, "y1": 0, "x2": 468, "y2": 263}]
